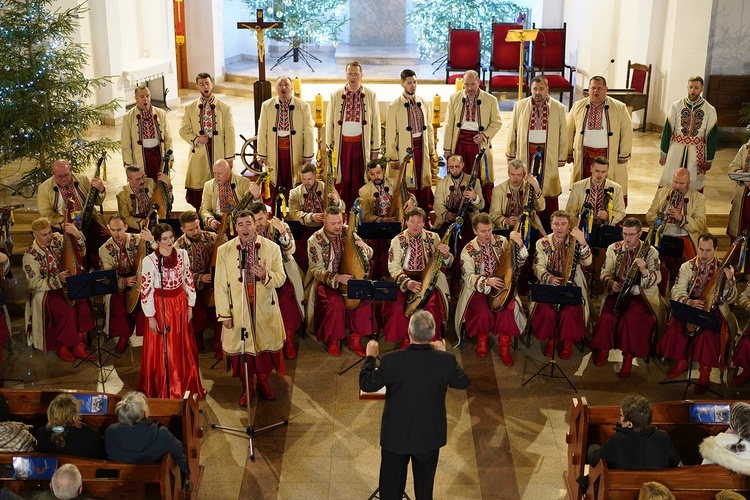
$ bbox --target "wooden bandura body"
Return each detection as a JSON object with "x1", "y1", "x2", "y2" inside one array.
[{"x1": 340, "y1": 199, "x2": 370, "y2": 309}]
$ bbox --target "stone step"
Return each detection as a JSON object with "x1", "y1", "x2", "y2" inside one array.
[{"x1": 334, "y1": 45, "x2": 420, "y2": 68}]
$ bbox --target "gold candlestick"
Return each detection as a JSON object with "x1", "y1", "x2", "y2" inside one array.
[{"x1": 315, "y1": 122, "x2": 324, "y2": 181}]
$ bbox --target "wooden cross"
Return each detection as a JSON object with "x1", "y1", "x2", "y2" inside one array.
[{"x1": 237, "y1": 9, "x2": 283, "y2": 84}]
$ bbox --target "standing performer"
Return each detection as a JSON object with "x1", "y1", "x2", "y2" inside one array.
[
  {"x1": 566, "y1": 157, "x2": 625, "y2": 226},
  {"x1": 455, "y1": 213, "x2": 528, "y2": 364},
  {"x1": 646, "y1": 169, "x2": 707, "y2": 278},
  {"x1": 288, "y1": 164, "x2": 344, "y2": 273},
  {"x1": 23, "y1": 217, "x2": 94, "y2": 361},
  {"x1": 443, "y1": 70, "x2": 502, "y2": 205},
  {"x1": 385, "y1": 69, "x2": 435, "y2": 209},
  {"x1": 305, "y1": 206, "x2": 375, "y2": 357},
  {"x1": 138, "y1": 223, "x2": 206, "y2": 399},
  {"x1": 257, "y1": 76, "x2": 315, "y2": 201},
  {"x1": 215, "y1": 210, "x2": 286, "y2": 405},
  {"x1": 99, "y1": 215, "x2": 153, "y2": 353},
  {"x1": 567, "y1": 76, "x2": 632, "y2": 201},
  {"x1": 117, "y1": 166, "x2": 173, "y2": 232},
  {"x1": 529, "y1": 210, "x2": 592, "y2": 359},
  {"x1": 359, "y1": 160, "x2": 416, "y2": 279},
  {"x1": 506, "y1": 76, "x2": 568, "y2": 224},
  {"x1": 659, "y1": 76, "x2": 718, "y2": 192},
  {"x1": 249, "y1": 202, "x2": 304, "y2": 359},
  {"x1": 589, "y1": 218, "x2": 666, "y2": 377},
  {"x1": 325, "y1": 61, "x2": 381, "y2": 208},
  {"x1": 726, "y1": 139, "x2": 750, "y2": 238},
  {"x1": 179, "y1": 73, "x2": 236, "y2": 210},
  {"x1": 174, "y1": 211, "x2": 221, "y2": 357},
  {"x1": 121, "y1": 85, "x2": 173, "y2": 181},
  {"x1": 37, "y1": 159, "x2": 109, "y2": 268},
  {"x1": 199, "y1": 159, "x2": 259, "y2": 232},
  {"x1": 384, "y1": 207, "x2": 451, "y2": 348},
  {"x1": 657, "y1": 233, "x2": 737, "y2": 394}
]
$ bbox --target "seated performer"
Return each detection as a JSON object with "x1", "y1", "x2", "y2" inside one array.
[
  {"x1": 198, "y1": 159, "x2": 259, "y2": 232},
  {"x1": 565, "y1": 157, "x2": 625, "y2": 226},
  {"x1": 455, "y1": 213, "x2": 528, "y2": 364},
  {"x1": 489, "y1": 159, "x2": 544, "y2": 233},
  {"x1": 215, "y1": 210, "x2": 286, "y2": 405},
  {"x1": 37, "y1": 158, "x2": 109, "y2": 268},
  {"x1": 530, "y1": 210, "x2": 592, "y2": 359},
  {"x1": 359, "y1": 159, "x2": 416, "y2": 279},
  {"x1": 589, "y1": 218, "x2": 666, "y2": 377},
  {"x1": 249, "y1": 202, "x2": 304, "y2": 359},
  {"x1": 730, "y1": 286, "x2": 750, "y2": 387},
  {"x1": 99, "y1": 215, "x2": 153, "y2": 353},
  {"x1": 727, "y1": 139, "x2": 750, "y2": 238},
  {"x1": 174, "y1": 211, "x2": 221, "y2": 357},
  {"x1": 384, "y1": 207, "x2": 451, "y2": 348},
  {"x1": 23, "y1": 217, "x2": 94, "y2": 362},
  {"x1": 657, "y1": 233, "x2": 737, "y2": 394},
  {"x1": 305, "y1": 206, "x2": 374, "y2": 357},
  {"x1": 0, "y1": 244, "x2": 10, "y2": 365},
  {"x1": 288, "y1": 164, "x2": 344, "y2": 273},
  {"x1": 117, "y1": 165, "x2": 173, "y2": 231},
  {"x1": 646, "y1": 168, "x2": 706, "y2": 278}
]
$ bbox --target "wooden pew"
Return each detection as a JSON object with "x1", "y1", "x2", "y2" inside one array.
[
  {"x1": 0, "y1": 389, "x2": 203, "y2": 499},
  {"x1": 564, "y1": 397, "x2": 750, "y2": 500}
]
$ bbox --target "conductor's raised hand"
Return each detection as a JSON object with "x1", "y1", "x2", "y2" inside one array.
[
  {"x1": 430, "y1": 339, "x2": 446, "y2": 351},
  {"x1": 366, "y1": 340, "x2": 379, "y2": 357}
]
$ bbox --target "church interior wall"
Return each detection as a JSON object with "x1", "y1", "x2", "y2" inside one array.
[
  {"x1": 706, "y1": 0, "x2": 750, "y2": 77},
  {"x1": 185, "y1": 0, "x2": 226, "y2": 83},
  {"x1": 224, "y1": 0, "x2": 251, "y2": 63}
]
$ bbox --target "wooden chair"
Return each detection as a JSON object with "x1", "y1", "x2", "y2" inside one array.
[
  {"x1": 625, "y1": 60, "x2": 652, "y2": 132},
  {"x1": 487, "y1": 21, "x2": 525, "y2": 97},
  {"x1": 528, "y1": 23, "x2": 575, "y2": 108},
  {"x1": 445, "y1": 24, "x2": 482, "y2": 85}
]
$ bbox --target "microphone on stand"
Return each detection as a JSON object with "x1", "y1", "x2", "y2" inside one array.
[
  {"x1": 600, "y1": 59, "x2": 615, "y2": 78},
  {"x1": 238, "y1": 244, "x2": 246, "y2": 270},
  {"x1": 158, "y1": 253, "x2": 164, "y2": 274}
]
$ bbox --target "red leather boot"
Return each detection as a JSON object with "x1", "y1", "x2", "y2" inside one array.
[
  {"x1": 693, "y1": 363, "x2": 711, "y2": 394},
  {"x1": 498, "y1": 334, "x2": 514, "y2": 366},
  {"x1": 284, "y1": 330, "x2": 297, "y2": 359},
  {"x1": 475, "y1": 333, "x2": 489, "y2": 357},
  {"x1": 256, "y1": 374, "x2": 277, "y2": 400}
]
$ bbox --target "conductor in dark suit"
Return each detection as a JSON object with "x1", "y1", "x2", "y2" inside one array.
[{"x1": 360, "y1": 310, "x2": 471, "y2": 499}]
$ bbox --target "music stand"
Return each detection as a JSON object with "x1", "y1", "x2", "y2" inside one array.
[
  {"x1": 66, "y1": 270, "x2": 119, "y2": 383},
  {"x1": 284, "y1": 220, "x2": 303, "y2": 240},
  {"x1": 338, "y1": 280, "x2": 398, "y2": 376},
  {"x1": 587, "y1": 225, "x2": 622, "y2": 298},
  {"x1": 522, "y1": 284, "x2": 582, "y2": 392},
  {"x1": 660, "y1": 300, "x2": 722, "y2": 399},
  {"x1": 357, "y1": 222, "x2": 403, "y2": 240},
  {"x1": 656, "y1": 235, "x2": 684, "y2": 258}
]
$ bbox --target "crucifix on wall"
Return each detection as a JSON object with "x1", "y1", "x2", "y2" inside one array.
[{"x1": 238, "y1": 9, "x2": 283, "y2": 134}]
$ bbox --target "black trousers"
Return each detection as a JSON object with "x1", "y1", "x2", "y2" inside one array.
[{"x1": 379, "y1": 447, "x2": 440, "y2": 500}]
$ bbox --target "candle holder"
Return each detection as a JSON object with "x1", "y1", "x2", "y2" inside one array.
[
  {"x1": 315, "y1": 122, "x2": 324, "y2": 181},
  {"x1": 431, "y1": 100, "x2": 442, "y2": 187}
]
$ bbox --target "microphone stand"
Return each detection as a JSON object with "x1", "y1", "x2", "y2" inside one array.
[{"x1": 158, "y1": 253, "x2": 171, "y2": 398}]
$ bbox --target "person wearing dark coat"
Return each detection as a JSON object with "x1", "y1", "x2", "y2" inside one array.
[
  {"x1": 360, "y1": 310, "x2": 470, "y2": 500},
  {"x1": 587, "y1": 395, "x2": 681, "y2": 470},
  {"x1": 35, "y1": 394, "x2": 104, "y2": 459}
]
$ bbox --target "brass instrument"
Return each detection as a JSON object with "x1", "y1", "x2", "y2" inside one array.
[
  {"x1": 340, "y1": 199, "x2": 370, "y2": 309},
  {"x1": 404, "y1": 218, "x2": 460, "y2": 317},
  {"x1": 387, "y1": 149, "x2": 413, "y2": 226},
  {"x1": 455, "y1": 148, "x2": 485, "y2": 223},
  {"x1": 125, "y1": 207, "x2": 159, "y2": 313},
  {"x1": 61, "y1": 199, "x2": 86, "y2": 306},
  {"x1": 79, "y1": 154, "x2": 107, "y2": 235},
  {"x1": 150, "y1": 149, "x2": 173, "y2": 219},
  {"x1": 613, "y1": 224, "x2": 658, "y2": 317}
]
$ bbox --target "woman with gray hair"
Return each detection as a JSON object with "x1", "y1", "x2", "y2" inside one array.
[
  {"x1": 104, "y1": 392, "x2": 190, "y2": 479},
  {"x1": 700, "y1": 402, "x2": 750, "y2": 474}
]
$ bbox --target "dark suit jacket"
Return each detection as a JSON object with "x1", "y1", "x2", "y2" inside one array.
[{"x1": 359, "y1": 343, "x2": 470, "y2": 455}]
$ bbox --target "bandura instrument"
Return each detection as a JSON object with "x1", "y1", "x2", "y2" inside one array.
[
  {"x1": 612, "y1": 224, "x2": 658, "y2": 317},
  {"x1": 80, "y1": 154, "x2": 106, "y2": 235},
  {"x1": 698, "y1": 234, "x2": 746, "y2": 314},
  {"x1": 340, "y1": 198, "x2": 370, "y2": 309},
  {"x1": 404, "y1": 218, "x2": 460, "y2": 317},
  {"x1": 555, "y1": 204, "x2": 591, "y2": 311},
  {"x1": 125, "y1": 207, "x2": 159, "y2": 313},
  {"x1": 455, "y1": 148, "x2": 484, "y2": 223},
  {"x1": 150, "y1": 149, "x2": 173, "y2": 219},
  {"x1": 61, "y1": 199, "x2": 86, "y2": 306},
  {"x1": 387, "y1": 149, "x2": 413, "y2": 227}
]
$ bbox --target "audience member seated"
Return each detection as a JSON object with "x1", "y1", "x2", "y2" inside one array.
[
  {"x1": 700, "y1": 401, "x2": 750, "y2": 475},
  {"x1": 31, "y1": 464, "x2": 92, "y2": 500},
  {"x1": 638, "y1": 481, "x2": 675, "y2": 500},
  {"x1": 0, "y1": 393, "x2": 36, "y2": 452},
  {"x1": 105, "y1": 392, "x2": 190, "y2": 481},
  {"x1": 35, "y1": 394, "x2": 104, "y2": 459},
  {"x1": 715, "y1": 490, "x2": 747, "y2": 500},
  {"x1": 587, "y1": 395, "x2": 681, "y2": 470}
]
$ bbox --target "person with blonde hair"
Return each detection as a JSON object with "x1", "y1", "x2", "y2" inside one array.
[
  {"x1": 35, "y1": 394, "x2": 103, "y2": 459},
  {"x1": 638, "y1": 481, "x2": 675, "y2": 500}
]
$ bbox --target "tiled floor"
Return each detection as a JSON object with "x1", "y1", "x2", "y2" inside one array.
[{"x1": 1, "y1": 53, "x2": 748, "y2": 499}]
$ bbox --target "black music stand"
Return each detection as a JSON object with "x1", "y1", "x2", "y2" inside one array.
[
  {"x1": 523, "y1": 284, "x2": 582, "y2": 392},
  {"x1": 657, "y1": 235, "x2": 684, "y2": 258},
  {"x1": 587, "y1": 225, "x2": 623, "y2": 298},
  {"x1": 284, "y1": 220, "x2": 303, "y2": 240},
  {"x1": 66, "y1": 270, "x2": 119, "y2": 382},
  {"x1": 660, "y1": 300, "x2": 722, "y2": 399},
  {"x1": 357, "y1": 222, "x2": 403, "y2": 240},
  {"x1": 338, "y1": 280, "x2": 398, "y2": 376}
]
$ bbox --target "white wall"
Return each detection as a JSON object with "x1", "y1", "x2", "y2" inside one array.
[
  {"x1": 185, "y1": 0, "x2": 225, "y2": 81},
  {"x1": 224, "y1": 0, "x2": 253, "y2": 62}
]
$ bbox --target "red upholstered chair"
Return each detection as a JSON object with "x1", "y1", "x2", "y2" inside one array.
[
  {"x1": 446, "y1": 24, "x2": 481, "y2": 85},
  {"x1": 528, "y1": 23, "x2": 575, "y2": 108},
  {"x1": 487, "y1": 21, "x2": 526, "y2": 97},
  {"x1": 626, "y1": 60, "x2": 652, "y2": 132}
]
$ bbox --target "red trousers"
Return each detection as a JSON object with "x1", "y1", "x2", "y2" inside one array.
[
  {"x1": 464, "y1": 293, "x2": 520, "y2": 338},
  {"x1": 531, "y1": 303, "x2": 586, "y2": 342},
  {"x1": 143, "y1": 146, "x2": 162, "y2": 181},
  {"x1": 277, "y1": 279, "x2": 302, "y2": 334},
  {"x1": 382, "y1": 289, "x2": 443, "y2": 343},
  {"x1": 44, "y1": 290, "x2": 94, "y2": 350},
  {"x1": 657, "y1": 317, "x2": 723, "y2": 368},
  {"x1": 108, "y1": 291, "x2": 146, "y2": 339},
  {"x1": 191, "y1": 290, "x2": 222, "y2": 349},
  {"x1": 590, "y1": 294, "x2": 655, "y2": 358},
  {"x1": 336, "y1": 137, "x2": 366, "y2": 209},
  {"x1": 228, "y1": 351, "x2": 283, "y2": 377},
  {"x1": 314, "y1": 284, "x2": 375, "y2": 342},
  {"x1": 733, "y1": 330, "x2": 750, "y2": 372}
]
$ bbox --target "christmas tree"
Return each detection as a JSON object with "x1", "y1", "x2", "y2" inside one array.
[{"x1": 0, "y1": 0, "x2": 120, "y2": 196}]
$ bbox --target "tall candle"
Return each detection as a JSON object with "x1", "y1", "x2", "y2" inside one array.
[
  {"x1": 293, "y1": 77, "x2": 302, "y2": 98},
  {"x1": 455, "y1": 77, "x2": 464, "y2": 92},
  {"x1": 314, "y1": 94, "x2": 324, "y2": 125},
  {"x1": 432, "y1": 94, "x2": 441, "y2": 126}
]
